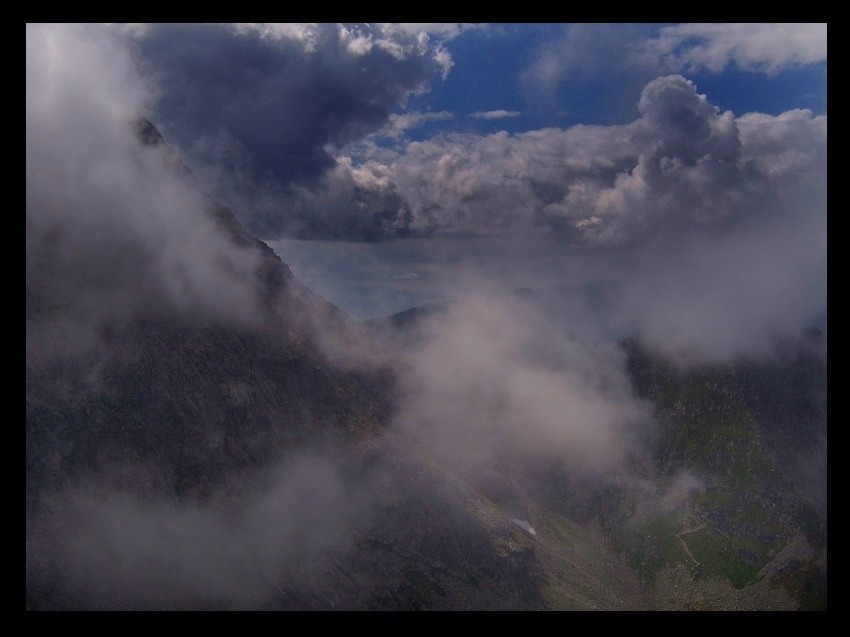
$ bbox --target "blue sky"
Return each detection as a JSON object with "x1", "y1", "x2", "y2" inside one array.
[
  {"x1": 27, "y1": 23, "x2": 827, "y2": 361},
  {"x1": 380, "y1": 23, "x2": 827, "y2": 139}
]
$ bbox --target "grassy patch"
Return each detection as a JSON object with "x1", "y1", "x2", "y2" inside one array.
[
  {"x1": 540, "y1": 580, "x2": 588, "y2": 610},
  {"x1": 533, "y1": 508, "x2": 625, "y2": 606},
  {"x1": 616, "y1": 513, "x2": 690, "y2": 582},
  {"x1": 536, "y1": 509, "x2": 580, "y2": 549},
  {"x1": 686, "y1": 527, "x2": 774, "y2": 589}
]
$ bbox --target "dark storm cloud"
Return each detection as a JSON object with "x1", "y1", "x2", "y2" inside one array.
[{"x1": 130, "y1": 23, "x2": 449, "y2": 237}]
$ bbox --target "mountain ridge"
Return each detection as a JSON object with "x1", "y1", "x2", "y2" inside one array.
[{"x1": 26, "y1": 119, "x2": 827, "y2": 611}]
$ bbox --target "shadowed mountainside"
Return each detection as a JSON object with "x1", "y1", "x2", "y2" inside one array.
[
  {"x1": 26, "y1": 120, "x2": 826, "y2": 611},
  {"x1": 26, "y1": 119, "x2": 559, "y2": 610}
]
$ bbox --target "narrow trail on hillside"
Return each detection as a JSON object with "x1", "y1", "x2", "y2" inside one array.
[{"x1": 676, "y1": 518, "x2": 706, "y2": 569}]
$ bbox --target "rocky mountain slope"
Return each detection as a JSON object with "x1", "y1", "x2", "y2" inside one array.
[
  {"x1": 367, "y1": 296, "x2": 827, "y2": 611},
  {"x1": 25, "y1": 120, "x2": 554, "y2": 610},
  {"x1": 26, "y1": 121, "x2": 826, "y2": 611}
]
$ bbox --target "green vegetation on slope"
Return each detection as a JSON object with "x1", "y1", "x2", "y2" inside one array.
[{"x1": 616, "y1": 339, "x2": 811, "y2": 592}]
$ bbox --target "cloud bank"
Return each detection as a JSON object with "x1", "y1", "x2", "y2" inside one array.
[
  {"x1": 283, "y1": 74, "x2": 825, "y2": 364},
  {"x1": 316, "y1": 75, "x2": 824, "y2": 246}
]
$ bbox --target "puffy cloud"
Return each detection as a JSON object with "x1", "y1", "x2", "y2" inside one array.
[
  {"x1": 354, "y1": 121, "x2": 639, "y2": 240},
  {"x1": 307, "y1": 75, "x2": 823, "y2": 247},
  {"x1": 580, "y1": 75, "x2": 744, "y2": 243},
  {"x1": 614, "y1": 104, "x2": 826, "y2": 364},
  {"x1": 644, "y1": 23, "x2": 827, "y2": 75},
  {"x1": 392, "y1": 295, "x2": 652, "y2": 473}
]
